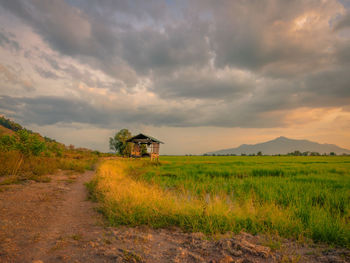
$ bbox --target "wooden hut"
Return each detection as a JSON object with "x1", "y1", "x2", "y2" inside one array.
[{"x1": 127, "y1": 133, "x2": 164, "y2": 160}]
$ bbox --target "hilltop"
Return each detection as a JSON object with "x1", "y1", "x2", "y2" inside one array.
[
  {"x1": 205, "y1": 136, "x2": 350, "y2": 155},
  {"x1": 0, "y1": 115, "x2": 97, "y2": 153}
]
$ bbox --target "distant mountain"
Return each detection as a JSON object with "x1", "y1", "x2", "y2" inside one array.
[{"x1": 205, "y1": 136, "x2": 350, "y2": 155}]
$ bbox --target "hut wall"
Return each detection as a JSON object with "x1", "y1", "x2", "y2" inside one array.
[
  {"x1": 132, "y1": 143, "x2": 141, "y2": 156},
  {"x1": 151, "y1": 143, "x2": 160, "y2": 154}
]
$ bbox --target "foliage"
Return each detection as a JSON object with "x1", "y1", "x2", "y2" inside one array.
[
  {"x1": 47, "y1": 141, "x2": 64, "y2": 157},
  {"x1": 16, "y1": 130, "x2": 46, "y2": 156},
  {"x1": 44, "y1": 136, "x2": 56, "y2": 143},
  {"x1": 0, "y1": 135, "x2": 17, "y2": 151},
  {"x1": 0, "y1": 116, "x2": 23, "y2": 132},
  {"x1": 0, "y1": 117, "x2": 99, "y2": 179},
  {"x1": 109, "y1": 128, "x2": 132, "y2": 156},
  {"x1": 89, "y1": 156, "x2": 350, "y2": 248},
  {"x1": 0, "y1": 130, "x2": 45, "y2": 156}
]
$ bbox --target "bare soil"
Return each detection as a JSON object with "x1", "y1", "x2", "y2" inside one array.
[{"x1": 0, "y1": 171, "x2": 349, "y2": 263}]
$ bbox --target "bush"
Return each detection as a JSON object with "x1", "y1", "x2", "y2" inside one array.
[
  {"x1": 0, "y1": 135, "x2": 17, "y2": 151},
  {"x1": 16, "y1": 130, "x2": 45, "y2": 156}
]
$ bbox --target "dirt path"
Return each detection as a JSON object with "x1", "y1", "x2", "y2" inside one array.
[
  {"x1": 0, "y1": 171, "x2": 349, "y2": 263},
  {"x1": 27, "y1": 171, "x2": 102, "y2": 262},
  {"x1": 0, "y1": 171, "x2": 108, "y2": 262}
]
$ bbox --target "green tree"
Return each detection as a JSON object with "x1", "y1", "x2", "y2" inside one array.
[
  {"x1": 16, "y1": 130, "x2": 46, "y2": 156},
  {"x1": 0, "y1": 135, "x2": 17, "y2": 151},
  {"x1": 109, "y1": 129, "x2": 132, "y2": 156},
  {"x1": 289, "y1": 150, "x2": 302, "y2": 156}
]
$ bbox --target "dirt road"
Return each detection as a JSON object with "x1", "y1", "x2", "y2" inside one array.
[
  {"x1": 0, "y1": 171, "x2": 108, "y2": 262},
  {"x1": 0, "y1": 171, "x2": 348, "y2": 263}
]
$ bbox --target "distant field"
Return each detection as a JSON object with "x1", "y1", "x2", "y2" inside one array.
[{"x1": 88, "y1": 156, "x2": 350, "y2": 247}]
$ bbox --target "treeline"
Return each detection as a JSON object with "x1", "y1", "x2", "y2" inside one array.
[
  {"x1": 286, "y1": 150, "x2": 339, "y2": 156},
  {"x1": 204, "y1": 151, "x2": 347, "y2": 156}
]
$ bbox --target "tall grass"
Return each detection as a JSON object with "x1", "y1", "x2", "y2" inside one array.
[
  {"x1": 0, "y1": 150, "x2": 97, "y2": 180},
  {"x1": 88, "y1": 157, "x2": 350, "y2": 247}
]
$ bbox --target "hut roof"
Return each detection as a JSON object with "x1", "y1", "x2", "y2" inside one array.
[{"x1": 127, "y1": 133, "x2": 164, "y2": 144}]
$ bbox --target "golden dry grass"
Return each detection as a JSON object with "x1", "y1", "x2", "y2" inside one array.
[{"x1": 88, "y1": 159, "x2": 304, "y2": 237}]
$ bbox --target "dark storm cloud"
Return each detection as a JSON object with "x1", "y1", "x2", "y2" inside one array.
[
  {"x1": 200, "y1": 0, "x2": 339, "y2": 72},
  {"x1": 0, "y1": 95, "x2": 199, "y2": 127},
  {"x1": 153, "y1": 67, "x2": 255, "y2": 99},
  {"x1": 302, "y1": 68, "x2": 350, "y2": 106},
  {"x1": 70, "y1": 0, "x2": 168, "y2": 22},
  {"x1": 0, "y1": 96, "x2": 290, "y2": 128},
  {"x1": 0, "y1": 0, "x2": 333, "y2": 77},
  {"x1": 0, "y1": 95, "x2": 108, "y2": 126},
  {"x1": 0, "y1": 0, "x2": 138, "y2": 85},
  {"x1": 336, "y1": 40, "x2": 350, "y2": 65},
  {"x1": 0, "y1": 0, "x2": 210, "y2": 83},
  {"x1": 120, "y1": 23, "x2": 211, "y2": 74},
  {"x1": 334, "y1": 11, "x2": 350, "y2": 30},
  {"x1": 0, "y1": 0, "x2": 349, "y2": 129},
  {"x1": 0, "y1": 0, "x2": 93, "y2": 56},
  {"x1": 0, "y1": 0, "x2": 343, "y2": 75}
]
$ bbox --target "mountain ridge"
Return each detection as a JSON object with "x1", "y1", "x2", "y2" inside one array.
[{"x1": 205, "y1": 137, "x2": 350, "y2": 155}]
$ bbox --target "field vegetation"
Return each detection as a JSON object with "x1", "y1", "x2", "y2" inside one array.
[
  {"x1": 0, "y1": 116, "x2": 100, "y2": 183},
  {"x1": 88, "y1": 156, "x2": 350, "y2": 248}
]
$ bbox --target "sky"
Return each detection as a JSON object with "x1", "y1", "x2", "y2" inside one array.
[{"x1": 0, "y1": 0, "x2": 350, "y2": 155}]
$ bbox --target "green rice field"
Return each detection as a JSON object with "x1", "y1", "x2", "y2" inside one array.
[{"x1": 89, "y1": 156, "x2": 350, "y2": 247}]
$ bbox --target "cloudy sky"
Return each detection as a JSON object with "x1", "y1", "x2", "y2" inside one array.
[{"x1": 0, "y1": 0, "x2": 350, "y2": 154}]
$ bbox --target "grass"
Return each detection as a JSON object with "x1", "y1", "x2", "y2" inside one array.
[
  {"x1": 0, "y1": 117, "x2": 102, "y2": 183},
  {"x1": 87, "y1": 156, "x2": 350, "y2": 248},
  {"x1": 0, "y1": 150, "x2": 98, "y2": 181}
]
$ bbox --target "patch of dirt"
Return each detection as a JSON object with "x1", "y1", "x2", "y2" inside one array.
[{"x1": 0, "y1": 171, "x2": 349, "y2": 263}]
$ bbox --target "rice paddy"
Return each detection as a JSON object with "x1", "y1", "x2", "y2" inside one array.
[{"x1": 87, "y1": 156, "x2": 350, "y2": 247}]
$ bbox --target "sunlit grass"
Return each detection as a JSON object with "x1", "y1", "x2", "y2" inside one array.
[
  {"x1": 0, "y1": 150, "x2": 98, "y2": 179},
  {"x1": 88, "y1": 156, "x2": 350, "y2": 247}
]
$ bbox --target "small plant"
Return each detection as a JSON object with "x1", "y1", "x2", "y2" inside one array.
[
  {"x1": 122, "y1": 249, "x2": 144, "y2": 262},
  {"x1": 71, "y1": 234, "x2": 83, "y2": 241}
]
